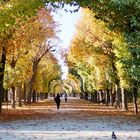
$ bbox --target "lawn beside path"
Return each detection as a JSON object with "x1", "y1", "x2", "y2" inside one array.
[{"x1": 0, "y1": 96, "x2": 140, "y2": 140}]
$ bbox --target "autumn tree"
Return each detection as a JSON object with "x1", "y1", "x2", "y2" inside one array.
[
  {"x1": 48, "y1": 0, "x2": 140, "y2": 114},
  {"x1": 5, "y1": 16, "x2": 31, "y2": 108},
  {"x1": 33, "y1": 52, "x2": 61, "y2": 101},
  {"x1": 0, "y1": 0, "x2": 48, "y2": 112},
  {"x1": 25, "y1": 8, "x2": 58, "y2": 104},
  {"x1": 67, "y1": 9, "x2": 118, "y2": 104}
]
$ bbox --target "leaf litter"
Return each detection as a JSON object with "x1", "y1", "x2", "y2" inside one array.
[{"x1": 0, "y1": 97, "x2": 140, "y2": 140}]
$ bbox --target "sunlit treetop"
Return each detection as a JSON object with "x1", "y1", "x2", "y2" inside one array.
[{"x1": 47, "y1": 0, "x2": 140, "y2": 34}]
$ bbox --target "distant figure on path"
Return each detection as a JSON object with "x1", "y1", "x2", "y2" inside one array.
[
  {"x1": 54, "y1": 93, "x2": 61, "y2": 110},
  {"x1": 64, "y1": 93, "x2": 67, "y2": 102},
  {"x1": 112, "y1": 131, "x2": 117, "y2": 139}
]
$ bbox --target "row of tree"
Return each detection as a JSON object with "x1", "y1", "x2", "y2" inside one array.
[
  {"x1": 1, "y1": 0, "x2": 140, "y2": 115},
  {"x1": 0, "y1": 0, "x2": 61, "y2": 113},
  {"x1": 66, "y1": 8, "x2": 140, "y2": 114},
  {"x1": 46, "y1": 0, "x2": 140, "y2": 114}
]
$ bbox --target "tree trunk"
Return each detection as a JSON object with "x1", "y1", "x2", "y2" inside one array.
[
  {"x1": 32, "y1": 89, "x2": 36, "y2": 103},
  {"x1": 37, "y1": 93, "x2": 40, "y2": 101},
  {"x1": 133, "y1": 87, "x2": 138, "y2": 114},
  {"x1": 11, "y1": 86, "x2": 16, "y2": 108},
  {"x1": 105, "y1": 89, "x2": 109, "y2": 105},
  {"x1": 99, "y1": 90, "x2": 103, "y2": 105},
  {"x1": 27, "y1": 83, "x2": 33, "y2": 104},
  {"x1": 115, "y1": 84, "x2": 121, "y2": 108},
  {"x1": 84, "y1": 92, "x2": 88, "y2": 100},
  {"x1": 2, "y1": 88, "x2": 6, "y2": 102},
  {"x1": 0, "y1": 47, "x2": 6, "y2": 113},
  {"x1": 97, "y1": 91, "x2": 100, "y2": 103},
  {"x1": 110, "y1": 87, "x2": 113, "y2": 107},
  {"x1": 80, "y1": 77, "x2": 84, "y2": 94},
  {"x1": 93, "y1": 91, "x2": 97, "y2": 103},
  {"x1": 5, "y1": 89, "x2": 8, "y2": 102},
  {"x1": 90, "y1": 93, "x2": 94, "y2": 102},
  {"x1": 17, "y1": 84, "x2": 22, "y2": 107},
  {"x1": 121, "y1": 88, "x2": 128, "y2": 111},
  {"x1": 27, "y1": 61, "x2": 38, "y2": 104},
  {"x1": 80, "y1": 92, "x2": 84, "y2": 99},
  {"x1": 23, "y1": 83, "x2": 26, "y2": 104},
  {"x1": 45, "y1": 92, "x2": 48, "y2": 99}
]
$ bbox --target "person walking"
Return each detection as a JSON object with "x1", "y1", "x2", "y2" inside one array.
[
  {"x1": 54, "y1": 93, "x2": 61, "y2": 110},
  {"x1": 64, "y1": 93, "x2": 67, "y2": 102}
]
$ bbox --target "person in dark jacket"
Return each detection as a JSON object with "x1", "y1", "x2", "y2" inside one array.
[
  {"x1": 64, "y1": 93, "x2": 67, "y2": 102},
  {"x1": 54, "y1": 93, "x2": 61, "y2": 110}
]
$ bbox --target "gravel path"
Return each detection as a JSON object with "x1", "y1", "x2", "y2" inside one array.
[{"x1": 0, "y1": 97, "x2": 140, "y2": 140}]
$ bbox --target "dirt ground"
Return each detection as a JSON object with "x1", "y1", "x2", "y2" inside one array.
[{"x1": 0, "y1": 97, "x2": 140, "y2": 140}]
